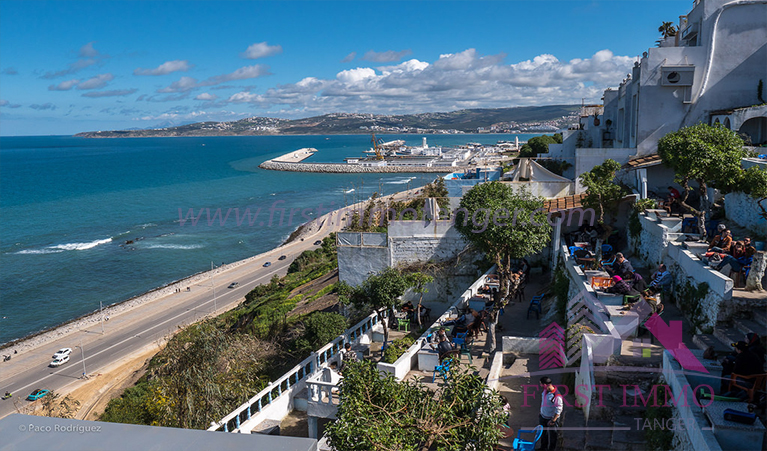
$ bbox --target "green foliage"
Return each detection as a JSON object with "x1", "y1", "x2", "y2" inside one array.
[
  {"x1": 294, "y1": 312, "x2": 348, "y2": 356},
  {"x1": 759, "y1": 79, "x2": 764, "y2": 104},
  {"x1": 579, "y1": 159, "x2": 625, "y2": 228},
  {"x1": 643, "y1": 404, "x2": 674, "y2": 451},
  {"x1": 658, "y1": 21, "x2": 677, "y2": 38},
  {"x1": 101, "y1": 380, "x2": 156, "y2": 425},
  {"x1": 629, "y1": 210, "x2": 643, "y2": 240},
  {"x1": 381, "y1": 336, "x2": 416, "y2": 363},
  {"x1": 287, "y1": 233, "x2": 337, "y2": 274},
  {"x1": 676, "y1": 281, "x2": 710, "y2": 332},
  {"x1": 455, "y1": 182, "x2": 552, "y2": 281},
  {"x1": 659, "y1": 124, "x2": 747, "y2": 192},
  {"x1": 325, "y1": 360, "x2": 506, "y2": 451},
  {"x1": 552, "y1": 263, "x2": 570, "y2": 325},
  {"x1": 346, "y1": 268, "x2": 417, "y2": 314},
  {"x1": 519, "y1": 133, "x2": 561, "y2": 157}
]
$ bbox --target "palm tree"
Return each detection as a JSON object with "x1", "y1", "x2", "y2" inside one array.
[{"x1": 658, "y1": 21, "x2": 677, "y2": 38}]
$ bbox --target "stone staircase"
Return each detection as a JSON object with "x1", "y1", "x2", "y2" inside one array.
[{"x1": 693, "y1": 309, "x2": 767, "y2": 365}]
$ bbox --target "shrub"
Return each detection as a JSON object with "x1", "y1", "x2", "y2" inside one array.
[{"x1": 382, "y1": 336, "x2": 415, "y2": 363}]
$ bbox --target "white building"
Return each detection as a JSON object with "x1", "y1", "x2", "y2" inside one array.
[{"x1": 549, "y1": 0, "x2": 767, "y2": 191}]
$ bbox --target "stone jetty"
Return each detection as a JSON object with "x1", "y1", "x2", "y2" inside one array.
[{"x1": 260, "y1": 149, "x2": 469, "y2": 173}]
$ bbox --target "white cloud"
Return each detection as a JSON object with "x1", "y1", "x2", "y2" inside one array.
[
  {"x1": 79, "y1": 42, "x2": 100, "y2": 58},
  {"x1": 77, "y1": 73, "x2": 114, "y2": 90},
  {"x1": 30, "y1": 103, "x2": 57, "y2": 110},
  {"x1": 362, "y1": 50, "x2": 412, "y2": 63},
  {"x1": 222, "y1": 48, "x2": 634, "y2": 115},
  {"x1": 42, "y1": 43, "x2": 108, "y2": 79},
  {"x1": 48, "y1": 79, "x2": 80, "y2": 91},
  {"x1": 241, "y1": 42, "x2": 282, "y2": 59},
  {"x1": 158, "y1": 76, "x2": 199, "y2": 93},
  {"x1": 336, "y1": 68, "x2": 377, "y2": 84},
  {"x1": 195, "y1": 92, "x2": 217, "y2": 101},
  {"x1": 341, "y1": 52, "x2": 356, "y2": 63},
  {"x1": 81, "y1": 88, "x2": 138, "y2": 98},
  {"x1": 134, "y1": 60, "x2": 192, "y2": 76},
  {"x1": 158, "y1": 65, "x2": 270, "y2": 93},
  {"x1": 0, "y1": 99, "x2": 21, "y2": 108}
]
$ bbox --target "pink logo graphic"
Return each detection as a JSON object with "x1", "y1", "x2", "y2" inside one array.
[
  {"x1": 644, "y1": 315, "x2": 708, "y2": 373},
  {"x1": 539, "y1": 322, "x2": 565, "y2": 369}
]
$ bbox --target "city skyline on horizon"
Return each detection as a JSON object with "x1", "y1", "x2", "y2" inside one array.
[{"x1": 1, "y1": 0, "x2": 691, "y2": 136}]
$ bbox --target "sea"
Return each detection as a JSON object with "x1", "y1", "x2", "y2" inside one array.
[{"x1": 0, "y1": 133, "x2": 540, "y2": 344}]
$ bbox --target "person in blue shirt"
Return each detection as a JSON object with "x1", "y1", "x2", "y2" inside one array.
[{"x1": 645, "y1": 264, "x2": 672, "y2": 296}]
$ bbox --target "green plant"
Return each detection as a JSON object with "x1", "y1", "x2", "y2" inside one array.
[
  {"x1": 643, "y1": 404, "x2": 674, "y2": 451},
  {"x1": 381, "y1": 336, "x2": 416, "y2": 363},
  {"x1": 759, "y1": 79, "x2": 764, "y2": 104},
  {"x1": 675, "y1": 280, "x2": 710, "y2": 332},
  {"x1": 658, "y1": 123, "x2": 748, "y2": 239},
  {"x1": 552, "y1": 263, "x2": 570, "y2": 325},
  {"x1": 294, "y1": 312, "x2": 348, "y2": 356},
  {"x1": 325, "y1": 360, "x2": 506, "y2": 450}
]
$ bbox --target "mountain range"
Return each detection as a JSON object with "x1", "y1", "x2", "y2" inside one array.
[{"x1": 74, "y1": 105, "x2": 580, "y2": 138}]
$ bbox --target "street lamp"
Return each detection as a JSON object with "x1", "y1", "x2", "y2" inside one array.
[
  {"x1": 77, "y1": 340, "x2": 87, "y2": 379},
  {"x1": 210, "y1": 261, "x2": 217, "y2": 314}
]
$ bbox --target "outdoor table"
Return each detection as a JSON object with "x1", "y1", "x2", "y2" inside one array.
[
  {"x1": 703, "y1": 400, "x2": 765, "y2": 451},
  {"x1": 584, "y1": 270, "x2": 610, "y2": 285},
  {"x1": 417, "y1": 347, "x2": 441, "y2": 371},
  {"x1": 595, "y1": 292, "x2": 624, "y2": 306},
  {"x1": 604, "y1": 305, "x2": 640, "y2": 338}
]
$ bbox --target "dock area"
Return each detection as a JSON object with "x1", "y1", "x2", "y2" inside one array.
[{"x1": 272, "y1": 148, "x2": 317, "y2": 163}]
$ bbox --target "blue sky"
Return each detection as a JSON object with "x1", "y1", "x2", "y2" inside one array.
[{"x1": 0, "y1": 0, "x2": 691, "y2": 136}]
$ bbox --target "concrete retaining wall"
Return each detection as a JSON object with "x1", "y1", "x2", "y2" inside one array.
[{"x1": 725, "y1": 191, "x2": 767, "y2": 237}]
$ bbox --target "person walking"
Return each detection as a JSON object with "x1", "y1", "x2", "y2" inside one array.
[{"x1": 539, "y1": 376, "x2": 563, "y2": 450}]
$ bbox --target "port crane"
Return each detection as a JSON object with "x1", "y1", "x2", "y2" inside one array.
[{"x1": 370, "y1": 133, "x2": 385, "y2": 160}]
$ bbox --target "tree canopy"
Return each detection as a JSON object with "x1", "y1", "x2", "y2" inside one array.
[
  {"x1": 579, "y1": 159, "x2": 625, "y2": 240},
  {"x1": 455, "y1": 182, "x2": 552, "y2": 277},
  {"x1": 519, "y1": 133, "x2": 562, "y2": 158},
  {"x1": 343, "y1": 268, "x2": 422, "y2": 343},
  {"x1": 325, "y1": 360, "x2": 506, "y2": 451},
  {"x1": 738, "y1": 165, "x2": 767, "y2": 220},
  {"x1": 658, "y1": 123, "x2": 748, "y2": 237}
]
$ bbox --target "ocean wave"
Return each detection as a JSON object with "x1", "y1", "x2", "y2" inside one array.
[
  {"x1": 385, "y1": 177, "x2": 416, "y2": 185},
  {"x1": 50, "y1": 238, "x2": 113, "y2": 251},
  {"x1": 137, "y1": 223, "x2": 157, "y2": 229},
  {"x1": 343, "y1": 188, "x2": 355, "y2": 193},
  {"x1": 14, "y1": 248, "x2": 66, "y2": 255},
  {"x1": 144, "y1": 244, "x2": 203, "y2": 250}
]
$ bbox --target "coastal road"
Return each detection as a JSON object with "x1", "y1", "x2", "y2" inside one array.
[{"x1": 0, "y1": 208, "x2": 348, "y2": 420}]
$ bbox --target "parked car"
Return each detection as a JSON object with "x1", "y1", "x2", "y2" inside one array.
[
  {"x1": 313, "y1": 240, "x2": 322, "y2": 246},
  {"x1": 227, "y1": 282, "x2": 239, "y2": 289},
  {"x1": 278, "y1": 255, "x2": 287, "y2": 261},
  {"x1": 27, "y1": 389, "x2": 49, "y2": 401},
  {"x1": 50, "y1": 355, "x2": 70, "y2": 367},
  {"x1": 263, "y1": 262, "x2": 271, "y2": 267},
  {"x1": 52, "y1": 348, "x2": 72, "y2": 360}
]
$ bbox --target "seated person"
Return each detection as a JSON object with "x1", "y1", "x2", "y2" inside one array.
[
  {"x1": 624, "y1": 271, "x2": 647, "y2": 293},
  {"x1": 339, "y1": 342, "x2": 359, "y2": 373},
  {"x1": 714, "y1": 239, "x2": 753, "y2": 273},
  {"x1": 722, "y1": 341, "x2": 765, "y2": 399},
  {"x1": 606, "y1": 253, "x2": 634, "y2": 277},
  {"x1": 707, "y1": 228, "x2": 733, "y2": 254},
  {"x1": 573, "y1": 247, "x2": 594, "y2": 267},
  {"x1": 605, "y1": 275, "x2": 640, "y2": 296},
  {"x1": 666, "y1": 186, "x2": 681, "y2": 211},
  {"x1": 436, "y1": 335, "x2": 455, "y2": 361},
  {"x1": 644, "y1": 264, "x2": 672, "y2": 296},
  {"x1": 401, "y1": 301, "x2": 415, "y2": 320}
]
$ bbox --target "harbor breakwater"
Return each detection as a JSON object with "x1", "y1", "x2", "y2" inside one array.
[{"x1": 260, "y1": 158, "x2": 469, "y2": 173}]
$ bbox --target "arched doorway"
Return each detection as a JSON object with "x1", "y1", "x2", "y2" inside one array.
[{"x1": 739, "y1": 116, "x2": 767, "y2": 145}]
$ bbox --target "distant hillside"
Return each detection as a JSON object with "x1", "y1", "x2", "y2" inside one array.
[{"x1": 74, "y1": 105, "x2": 580, "y2": 138}]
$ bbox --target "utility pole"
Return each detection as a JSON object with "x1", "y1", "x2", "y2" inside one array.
[
  {"x1": 77, "y1": 340, "x2": 87, "y2": 379},
  {"x1": 211, "y1": 261, "x2": 217, "y2": 314}
]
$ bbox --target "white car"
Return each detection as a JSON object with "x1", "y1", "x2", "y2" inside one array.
[
  {"x1": 50, "y1": 354, "x2": 70, "y2": 367},
  {"x1": 52, "y1": 348, "x2": 72, "y2": 360}
]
